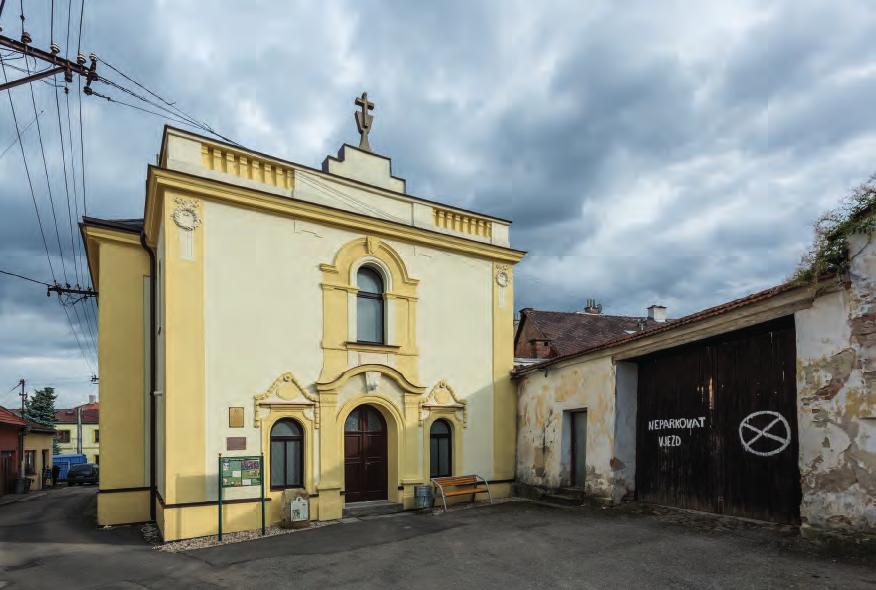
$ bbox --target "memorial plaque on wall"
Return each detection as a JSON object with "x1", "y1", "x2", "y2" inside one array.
[
  {"x1": 226, "y1": 436, "x2": 247, "y2": 451},
  {"x1": 228, "y1": 407, "x2": 245, "y2": 428}
]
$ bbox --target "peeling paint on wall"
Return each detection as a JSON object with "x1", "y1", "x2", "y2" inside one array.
[
  {"x1": 516, "y1": 356, "x2": 626, "y2": 500},
  {"x1": 795, "y1": 232, "x2": 876, "y2": 535}
]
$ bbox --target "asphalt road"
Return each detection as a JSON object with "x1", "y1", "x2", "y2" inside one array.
[{"x1": 0, "y1": 486, "x2": 873, "y2": 589}]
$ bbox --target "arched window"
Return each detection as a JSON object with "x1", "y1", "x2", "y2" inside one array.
[
  {"x1": 430, "y1": 419, "x2": 452, "y2": 478},
  {"x1": 357, "y1": 266, "x2": 384, "y2": 344},
  {"x1": 270, "y1": 419, "x2": 303, "y2": 489}
]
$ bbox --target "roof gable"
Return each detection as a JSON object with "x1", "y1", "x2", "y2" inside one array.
[{"x1": 521, "y1": 310, "x2": 666, "y2": 356}]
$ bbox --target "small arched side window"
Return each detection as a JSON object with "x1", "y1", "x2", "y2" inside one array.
[
  {"x1": 357, "y1": 266, "x2": 384, "y2": 344},
  {"x1": 270, "y1": 419, "x2": 303, "y2": 489},
  {"x1": 430, "y1": 419, "x2": 452, "y2": 478}
]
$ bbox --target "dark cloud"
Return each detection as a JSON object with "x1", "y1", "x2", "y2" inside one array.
[{"x1": 1, "y1": 0, "x2": 875, "y2": 406}]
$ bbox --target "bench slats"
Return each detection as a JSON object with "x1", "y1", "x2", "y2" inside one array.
[
  {"x1": 443, "y1": 486, "x2": 487, "y2": 497},
  {"x1": 430, "y1": 474, "x2": 493, "y2": 512},
  {"x1": 434, "y1": 476, "x2": 478, "y2": 486}
]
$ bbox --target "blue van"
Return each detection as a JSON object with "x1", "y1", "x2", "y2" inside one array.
[{"x1": 53, "y1": 453, "x2": 87, "y2": 482}]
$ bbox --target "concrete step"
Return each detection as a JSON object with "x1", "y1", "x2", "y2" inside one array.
[
  {"x1": 542, "y1": 493, "x2": 585, "y2": 507},
  {"x1": 343, "y1": 500, "x2": 404, "y2": 518}
]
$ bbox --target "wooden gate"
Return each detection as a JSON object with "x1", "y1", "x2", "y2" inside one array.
[
  {"x1": 635, "y1": 316, "x2": 801, "y2": 523},
  {"x1": 0, "y1": 451, "x2": 13, "y2": 496}
]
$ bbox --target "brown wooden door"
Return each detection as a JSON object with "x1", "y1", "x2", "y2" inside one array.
[
  {"x1": 344, "y1": 405, "x2": 388, "y2": 502},
  {"x1": 635, "y1": 316, "x2": 801, "y2": 524},
  {"x1": 0, "y1": 451, "x2": 12, "y2": 496}
]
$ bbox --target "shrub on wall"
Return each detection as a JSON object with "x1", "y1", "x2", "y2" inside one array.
[{"x1": 796, "y1": 175, "x2": 876, "y2": 283}]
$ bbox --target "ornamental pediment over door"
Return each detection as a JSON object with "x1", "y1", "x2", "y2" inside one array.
[
  {"x1": 254, "y1": 372, "x2": 319, "y2": 427},
  {"x1": 419, "y1": 379, "x2": 467, "y2": 427}
]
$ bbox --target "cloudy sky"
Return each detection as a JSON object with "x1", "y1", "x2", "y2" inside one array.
[{"x1": 1, "y1": 0, "x2": 875, "y2": 407}]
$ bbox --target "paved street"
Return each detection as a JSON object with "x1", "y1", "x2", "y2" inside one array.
[{"x1": 0, "y1": 486, "x2": 873, "y2": 589}]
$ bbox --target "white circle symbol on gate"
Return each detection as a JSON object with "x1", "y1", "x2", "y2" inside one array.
[{"x1": 738, "y1": 411, "x2": 791, "y2": 457}]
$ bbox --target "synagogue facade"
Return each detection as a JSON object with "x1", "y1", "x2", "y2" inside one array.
[{"x1": 83, "y1": 98, "x2": 524, "y2": 541}]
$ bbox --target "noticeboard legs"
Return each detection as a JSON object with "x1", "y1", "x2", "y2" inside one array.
[{"x1": 218, "y1": 453, "x2": 223, "y2": 542}]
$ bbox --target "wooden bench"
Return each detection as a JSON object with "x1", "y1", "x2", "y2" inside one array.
[{"x1": 430, "y1": 475, "x2": 492, "y2": 512}]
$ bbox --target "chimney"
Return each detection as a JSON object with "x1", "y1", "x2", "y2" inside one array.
[
  {"x1": 647, "y1": 304, "x2": 667, "y2": 323},
  {"x1": 88, "y1": 394, "x2": 96, "y2": 404},
  {"x1": 583, "y1": 298, "x2": 602, "y2": 314}
]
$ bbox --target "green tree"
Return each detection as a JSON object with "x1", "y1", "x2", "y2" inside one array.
[{"x1": 25, "y1": 387, "x2": 59, "y2": 454}]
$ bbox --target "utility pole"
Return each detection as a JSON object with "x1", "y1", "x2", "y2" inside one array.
[
  {"x1": 47, "y1": 284, "x2": 97, "y2": 299},
  {"x1": 17, "y1": 379, "x2": 26, "y2": 479},
  {"x1": 0, "y1": 31, "x2": 98, "y2": 93}
]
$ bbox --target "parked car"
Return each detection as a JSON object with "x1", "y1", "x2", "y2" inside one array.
[{"x1": 66, "y1": 463, "x2": 99, "y2": 486}]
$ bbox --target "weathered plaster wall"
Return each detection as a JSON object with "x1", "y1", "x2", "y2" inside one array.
[
  {"x1": 795, "y1": 232, "x2": 876, "y2": 534},
  {"x1": 516, "y1": 356, "x2": 623, "y2": 499}
]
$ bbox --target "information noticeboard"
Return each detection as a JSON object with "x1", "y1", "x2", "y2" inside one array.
[
  {"x1": 220, "y1": 456, "x2": 262, "y2": 488},
  {"x1": 218, "y1": 453, "x2": 266, "y2": 541}
]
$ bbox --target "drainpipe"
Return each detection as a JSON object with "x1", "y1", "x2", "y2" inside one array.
[
  {"x1": 141, "y1": 231, "x2": 157, "y2": 521},
  {"x1": 77, "y1": 406, "x2": 82, "y2": 455}
]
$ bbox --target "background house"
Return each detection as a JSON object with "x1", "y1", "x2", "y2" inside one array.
[
  {"x1": 22, "y1": 421, "x2": 55, "y2": 491},
  {"x1": 0, "y1": 406, "x2": 26, "y2": 496},
  {"x1": 55, "y1": 397, "x2": 100, "y2": 464},
  {"x1": 514, "y1": 301, "x2": 669, "y2": 363}
]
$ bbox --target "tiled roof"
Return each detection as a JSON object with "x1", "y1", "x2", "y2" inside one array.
[
  {"x1": 0, "y1": 405, "x2": 26, "y2": 428},
  {"x1": 520, "y1": 310, "x2": 667, "y2": 356},
  {"x1": 25, "y1": 420, "x2": 56, "y2": 434},
  {"x1": 55, "y1": 404, "x2": 99, "y2": 424},
  {"x1": 514, "y1": 278, "x2": 816, "y2": 377}
]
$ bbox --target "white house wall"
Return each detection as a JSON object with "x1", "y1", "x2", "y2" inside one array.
[{"x1": 202, "y1": 199, "x2": 499, "y2": 498}]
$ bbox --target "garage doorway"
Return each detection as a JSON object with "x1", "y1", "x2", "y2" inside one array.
[{"x1": 635, "y1": 316, "x2": 801, "y2": 523}]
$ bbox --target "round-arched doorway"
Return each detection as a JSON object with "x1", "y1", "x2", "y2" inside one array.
[{"x1": 343, "y1": 405, "x2": 388, "y2": 502}]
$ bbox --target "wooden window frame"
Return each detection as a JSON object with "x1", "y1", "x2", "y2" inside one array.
[
  {"x1": 356, "y1": 266, "x2": 385, "y2": 345},
  {"x1": 429, "y1": 419, "x2": 453, "y2": 478},
  {"x1": 270, "y1": 419, "x2": 304, "y2": 490}
]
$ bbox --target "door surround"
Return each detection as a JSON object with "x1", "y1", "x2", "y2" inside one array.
[
  {"x1": 337, "y1": 396, "x2": 403, "y2": 504},
  {"x1": 344, "y1": 404, "x2": 388, "y2": 502}
]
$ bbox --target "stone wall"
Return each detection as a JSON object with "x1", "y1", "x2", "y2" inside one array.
[
  {"x1": 515, "y1": 356, "x2": 634, "y2": 501},
  {"x1": 795, "y1": 231, "x2": 876, "y2": 535}
]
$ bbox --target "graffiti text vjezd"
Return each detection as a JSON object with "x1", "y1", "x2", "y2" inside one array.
[{"x1": 648, "y1": 416, "x2": 707, "y2": 448}]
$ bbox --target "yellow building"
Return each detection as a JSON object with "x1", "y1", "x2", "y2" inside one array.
[
  {"x1": 82, "y1": 100, "x2": 525, "y2": 541},
  {"x1": 23, "y1": 422, "x2": 55, "y2": 491},
  {"x1": 55, "y1": 401, "x2": 100, "y2": 464}
]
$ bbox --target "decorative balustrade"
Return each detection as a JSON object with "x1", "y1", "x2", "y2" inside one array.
[
  {"x1": 200, "y1": 144, "x2": 294, "y2": 191},
  {"x1": 432, "y1": 207, "x2": 492, "y2": 238}
]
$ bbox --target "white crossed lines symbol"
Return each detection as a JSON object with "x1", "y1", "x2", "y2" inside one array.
[{"x1": 738, "y1": 411, "x2": 791, "y2": 457}]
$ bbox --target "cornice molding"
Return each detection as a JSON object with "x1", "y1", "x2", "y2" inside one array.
[{"x1": 144, "y1": 166, "x2": 526, "y2": 263}]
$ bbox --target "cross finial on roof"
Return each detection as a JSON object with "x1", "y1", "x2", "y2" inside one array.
[{"x1": 354, "y1": 91, "x2": 375, "y2": 152}]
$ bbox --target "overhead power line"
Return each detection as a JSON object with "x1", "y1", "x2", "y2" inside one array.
[
  {"x1": 0, "y1": 54, "x2": 58, "y2": 284},
  {"x1": 0, "y1": 268, "x2": 52, "y2": 286},
  {"x1": 0, "y1": 107, "x2": 40, "y2": 161}
]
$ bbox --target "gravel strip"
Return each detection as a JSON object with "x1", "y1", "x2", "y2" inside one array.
[{"x1": 155, "y1": 521, "x2": 337, "y2": 553}]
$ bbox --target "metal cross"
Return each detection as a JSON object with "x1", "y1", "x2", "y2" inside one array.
[{"x1": 354, "y1": 91, "x2": 375, "y2": 152}]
